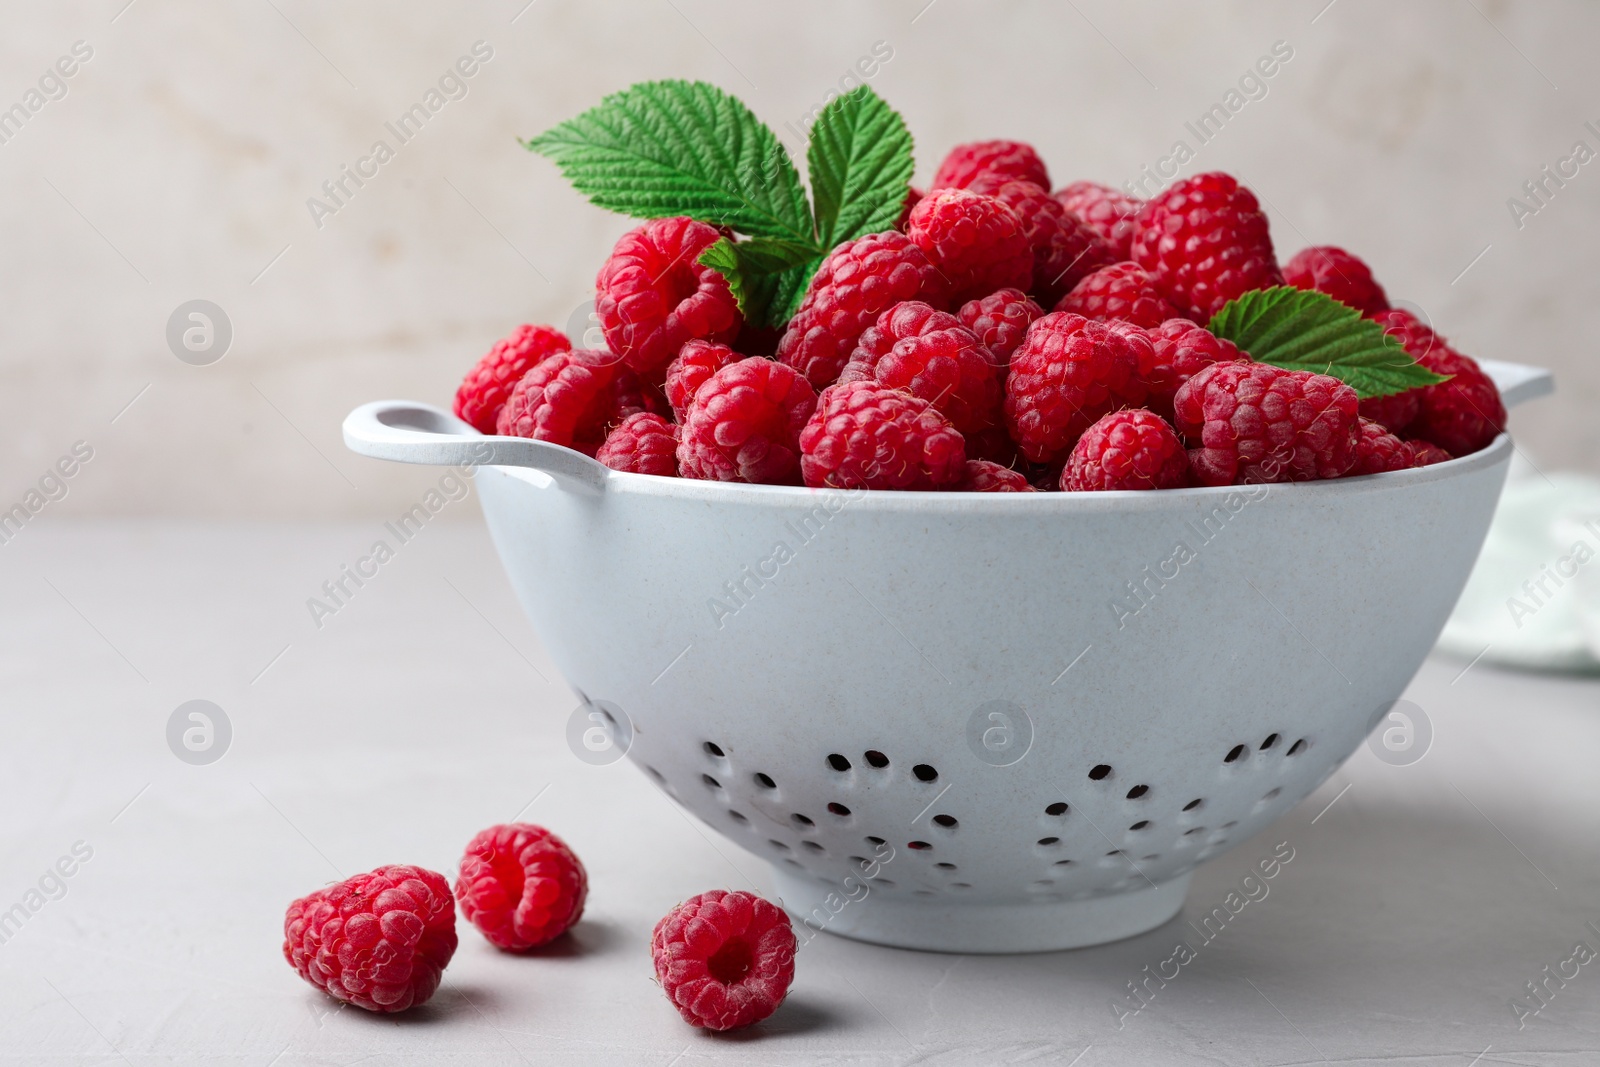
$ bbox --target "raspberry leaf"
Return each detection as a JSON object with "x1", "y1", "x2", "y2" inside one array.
[
  {"x1": 698, "y1": 238, "x2": 820, "y2": 327},
  {"x1": 1208, "y1": 287, "x2": 1449, "y2": 398},
  {"x1": 808, "y1": 85, "x2": 914, "y2": 250},
  {"x1": 524, "y1": 80, "x2": 813, "y2": 244}
]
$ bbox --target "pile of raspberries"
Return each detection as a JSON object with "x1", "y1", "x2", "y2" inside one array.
[
  {"x1": 282, "y1": 823, "x2": 796, "y2": 1030},
  {"x1": 455, "y1": 144, "x2": 1505, "y2": 492}
]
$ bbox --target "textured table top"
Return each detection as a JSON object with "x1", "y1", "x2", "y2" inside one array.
[{"x1": 3, "y1": 520, "x2": 1599, "y2": 1066}]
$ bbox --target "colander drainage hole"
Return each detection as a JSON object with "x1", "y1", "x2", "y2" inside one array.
[
  {"x1": 913, "y1": 889, "x2": 936, "y2": 898},
  {"x1": 801, "y1": 841, "x2": 825, "y2": 853},
  {"x1": 1261, "y1": 788, "x2": 1282, "y2": 801},
  {"x1": 728, "y1": 810, "x2": 749, "y2": 824},
  {"x1": 645, "y1": 766, "x2": 665, "y2": 783},
  {"x1": 827, "y1": 753, "x2": 851, "y2": 772},
  {"x1": 932, "y1": 814, "x2": 958, "y2": 829},
  {"x1": 1053, "y1": 859, "x2": 1074, "y2": 866},
  {"x1": 703, "y1": 741, "x2": 726, "y2": 758},
  {"x1": 701, "y1": 774, "x2": 721, "y2": 790},
  {"x1": 870, "y1": 878, "x2": 895, "y2": 888},
  {"x1": 783, "y1": 858, "x2": 803, "y2": 869},
  {"x1": 913, "y1": 764, "x2": 939, "y2": 782},
  {"x1": 864, "y1": 750, "x2": 889, "y2": 768},
  {"x1": 848, "y1": 855, "x2": 868, "y2": 869},
  {"x1": 935, "y1": 862, "x2": 957, "y2": 870},
  {"x1": 1141, "y1": 854, "x2": 1160, "y2": 861},
  {"x1": 1183, "y1": 798, "x2": 1204, "y2": 812},
  {"x1": 1129, "y1": 820, "x2": 1150, "y2": 831},
  {"x1": 768, "y1": 840, "x2": 790, "y2": 852},
  {"x1": 1037, "y1": 836, "x2": 1061, "y2": 847},
  {"x1": 908, "y1": 841, "x2": 931, "y2": 851},
  {"x1": 1185, "y1": 827, "x2": 1205, "y2": 836},
  {"x1": 754, "y1": 772, "x2": 777, "y2": 789},
  {"x1": 1221, "y1": 821, "x2": 1239, "y2": 830},
  {"x1": 1260, "y1": 733, "x2": 1280, "y2": 750},
  {"x1": 865, "y1": 835, "x2": 886, "y2": 846},
  {"x1": 1044, "y1": 802, "x2": 1070, "y2": 816},
  {"x1": 1126, "y1": 784, "x2": 1150, "y2": 799},
  {"x1": 1088, "y1": 764, "x2": 1113, "y2": 780},
  {"x1": 1287, "y1": 738, "x2": 1309, "y2": 756},
  {"x1": 951, "y1": 882, "x2": 972, "y2": 889},
  {"x1": 791, "y1": 814, "x2": 814, "y2": 829},
  {"x1": 1224, "y1": 744, "x2": 1247, "y2": 763},
  {"x1": 827, "y1": 802, "x2": 851, "y2": 817}
]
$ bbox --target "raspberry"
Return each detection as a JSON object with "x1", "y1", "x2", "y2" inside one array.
[
  {"x1": 596, "y1": 412, "x2": 679, "y2": 476},
  {"x1": 1063, "y1": 409, "x2": 1188, "y2": 491},
  {"x1": 1054, "y1": 182, "x2": 1143, "y2": 260},
  {"x1": 777, "y1": 231, "x2": 948, "y2": 390},
  {"x1": 1406, "y1": 439, "x2": 1452, "y2": 467},
  {"x1": 595, "y1": 216, "x2": 741, "y2": 375},
  {"x1": 968, "y1": 178, "x2": 1114, "y2": 304},
  {"x1": 930, "y1": 140, "x2": 1049, "y2": 191},
  {"x1": 282, "y1": 865, "x2": 457, "y2": 1014},
  {"x1": 678, "y1": 357, "x2": 817, "y2": 484},
  {"x1": 896, "y1": 185, "x2": 925, "y2": 230},
  {"x1": 1347, "y1": 418, "x2": 1412, "y2": 476},
  {"x1": 455, "y1": 823, "x2": 587, "y2": 951},
  {"x1": 1173, "y1": 362, "x2": 1360, "y2": 485},
  {"x1": 957, "y1": 288, "x2": 1043, "y2": 366},
  {"x1": 907, "y1": 189, "x2": 1033, "y2": 304},
  {"x1": 1004, "y1": 312, "x2": 1150, "y2": 464},
  {"x1": 496, "y1": 349, "x2": 653, "y2": 455},
  {"x1": 957, "y1": 458, "x2": 1036, "y2": 492},
  {"x1": 665, "y1": 340, "x2": 741, "y2": 421},
  {"x1": 1144, "y1": 317, "x2": 1249, "y2": 422},
  {"x1": 1054, "y1": 261, "x2": 1181, "y2": 329},
  {"x1": 838, "y1": 301, "x2": 1002, "y2": 435},
  {"x1": 1358, "y1": 390, "x2": 1420, "y2": 436},
  {"x1": 800, "y1": 381, "x2": 967, "y2": 490},
  {"x1": 651, "y1": 890, "x2": 796, "y2": 1031},
  {"x1": 1283, "y1": 246, "x2": 1389, "y2": 317},
  {"x1": 1130, "y1": 172, "x2": 1283, "y2": 323},
  {"x1": 1373, "y1": 310, "x2": 1505, "y2": 457},
  {"x1": 454, "y1": 324, "x2": 572, "y2": 435}
]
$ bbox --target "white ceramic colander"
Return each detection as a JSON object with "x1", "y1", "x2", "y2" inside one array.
[{"x1": 344, "y1": 359, "x2": 1550, "y2": 953}]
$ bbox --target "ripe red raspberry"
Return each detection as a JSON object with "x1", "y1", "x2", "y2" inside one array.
[
  {"x1": 1283, "y1": 246, "x2": 1389, "y2": 317},
  {"x1": 1130, "y1": 172, "x2": 1283, "y2": 323},
  {"x1": 1349, "y1": 418, "x2": 1412, "y2": 475},
  {"x1": 652, "y1": 890, "x2": 796, "y2": 1031},
  {"x1": 907, "y1": 189, "x2": 1033, "y2": 304},
  {"x1": 596, "y1": 216, "x2": 741, "y2": 375},
  {"x1": 957, "y1": 288, "x2": 1043, "y2": 366},
  {"x1": 282, "y1": 865, "x2": 457, "y2": 1014},
  {"x1": 1373, "y1": 309, "x2": 1505, "y2": 457},
  {"x1": 777, "y1": 231, "x2": 948, "y2": 390},
  {"x1": 930, "y1": 140, "x2": 1049, "y2": 191},
  {"x1": 957, "y1": 458, "x2": 1036, "y2": 492},
  {"x1": 838, "y1": 301, "x2": 1002, "y2": 435},
  {"x1": 665, "y1": 340, "x2": 741, "y2": 421},
  {"x1": 1358, "y1": 390, "x2": 1420, "y2": 436},
  {"x1": 1054, "y1": 182, "x2": 1143, "y2": 260},
  {"x1": 455, "y1": 823, "x2": 587, "y2": 952},
  {"x1": 968, "y1": 178, "x2": 1114, "y2": 304},
  {"x1": 454, "y1": 324, "x2": 572, "y2": 434},
  {"x1": 896, "y1": 185, "x2": 925, "y2": 230},
  {"x1": 678, "y1": 357, "x2": 817, "y2": 484},
  {"x1": 1062, "y1": 409, "x2": 1188, "y2": 491},
  {"x1": 1005, "y1": 312, "x2": 1150, "y2": 464},
  {"x1": 1144, "y1": 317, "x2": 1249, "y2": 422},
  {"x1": 596, "y1": 412, "x2": 679, "y2": 476},
  {"x1": 496, "y1": 349, "x2": 653, "y2": 455},
  {"x1": 1173, "y1": 362, "x2": 1360, "y2": 485},
  {"x1": 1055, "y1": 261, "x2": 1180, "y2": 329},
  {"x1": 1406, "y1": 439, "x2": 1452, "y2": 467},
  {"x1": 800, "y1": 381, "x2": 967, "y2": 490}
]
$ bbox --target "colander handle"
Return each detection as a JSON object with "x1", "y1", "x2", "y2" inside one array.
[
  {"x1": 342, "y1": 400, "x2": 609, "y2": 495},
  {"x1": 1482, "y1": 359, "x2": 1553, "y2": 409}
]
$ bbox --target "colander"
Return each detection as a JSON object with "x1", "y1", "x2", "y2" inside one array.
[{"x1": 343, "y1": 359, "x2": 1550, "y2": 953}]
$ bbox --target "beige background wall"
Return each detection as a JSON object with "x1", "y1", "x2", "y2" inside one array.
[{"x1": 2, "y1": 0, "x2": 1595, "y2": 519}]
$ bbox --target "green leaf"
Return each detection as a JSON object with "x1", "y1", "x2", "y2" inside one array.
[
  {"x1": 524, "y1": 80, "x2": 813, "y2": 243},
  {"x1": 807, "y1": 85, "x2": 914, "y2": 250},
  {"x1": 1207, "y1": 287, "x2": 1449, "y2": 398},
  {"x1": 698, "y1": 238, "x2": 820, "y2": 329}
]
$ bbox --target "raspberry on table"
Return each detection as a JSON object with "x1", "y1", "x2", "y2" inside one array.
[
  {"x1": 967, "y1": 178, "x2": 1114, "y2": 305},
  {"x1": 652, "y1": 890, "x2": 796, "y2": 1031},
  {"x1": 283, "y1": 865, "x2": 457, "y2": 1014},
  {"x1": 1283, "y1": 246, "x2": 1389, "y2": 317},
  {"x1": 496, "y1": 349, "x2": 654, "y2": 456},
  {"x1": 454, "y1": 324, "x2": 572, "y2": 435},
  {"x1": 596, "y1": 412, "x2": 679, "y2": 476},
  {"x1": 1055, "y1": 261, "x2": 1181, "y2": 329},
  {"x1": 957, "y1": 458, "x2": 1036, "y2": 492},
  {"x1": 1130, "y1": 172, "x2": 1284, "y2": 323},
  {"x1": 1405, "y1": 439, "x2": 1452, "y2": 467},
  {"x1": 1173, "y1": 362, "x2": 1360, "y2": 485},
  {"x1": 930, "y1": 140, "x2": 1049, "y2": 191},
  {"x1": 800, "y1": 380, "x2": 967, "y2": 490},
  {"x1": 455, "y1": 823, "x2": 588, "y2": 951},
  {"x1": 665, "y1": 340, "x2": 741, "y2": 421},
  {"x1": 957, "y1": 288, "x2": 1043, "y2": 366},
  {"x1": 1004, "y1": 312, "x2": 1150, "y2": 465},
  {"x1": 777, "y1": 231, "x2": 949, "y2": 390},
  {"x1": 1053, "y1": 181, "x2": 1143, "y2": 260},
  {"x1": 838, "y1": 301, "x2": 1003, "y2": 436},
  {"x1": 907, "y1": 189, "x2": 1033, "y2": 304},
  {"x1": 596, "y1": 216, "x2": 742, "y2": 375},
  {"x1": 1349, "y1": 418, "x2": 1412, "y2": 475},
  {"x1": 1373, "y1": 309, "x2": 1506, "y2": 457},
  {"x1": 1144, "y1": 317, "x2": 1249, "y2": 422},
  {"x1": 678, "y1": 357, "x2": 818, "y2": 484},
  {"x1": 1062, "y1": 409, "x2": 1189, "y2": 491}
]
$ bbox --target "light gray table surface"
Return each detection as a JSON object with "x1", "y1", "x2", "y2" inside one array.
[{"x1": 3, "y1": 519, "x2": 1598, "y2": 1066}]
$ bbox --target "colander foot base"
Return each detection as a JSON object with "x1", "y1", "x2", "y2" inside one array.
[{"x1": 773, "y1": 869, "x2": 1191, "y2": 954}]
